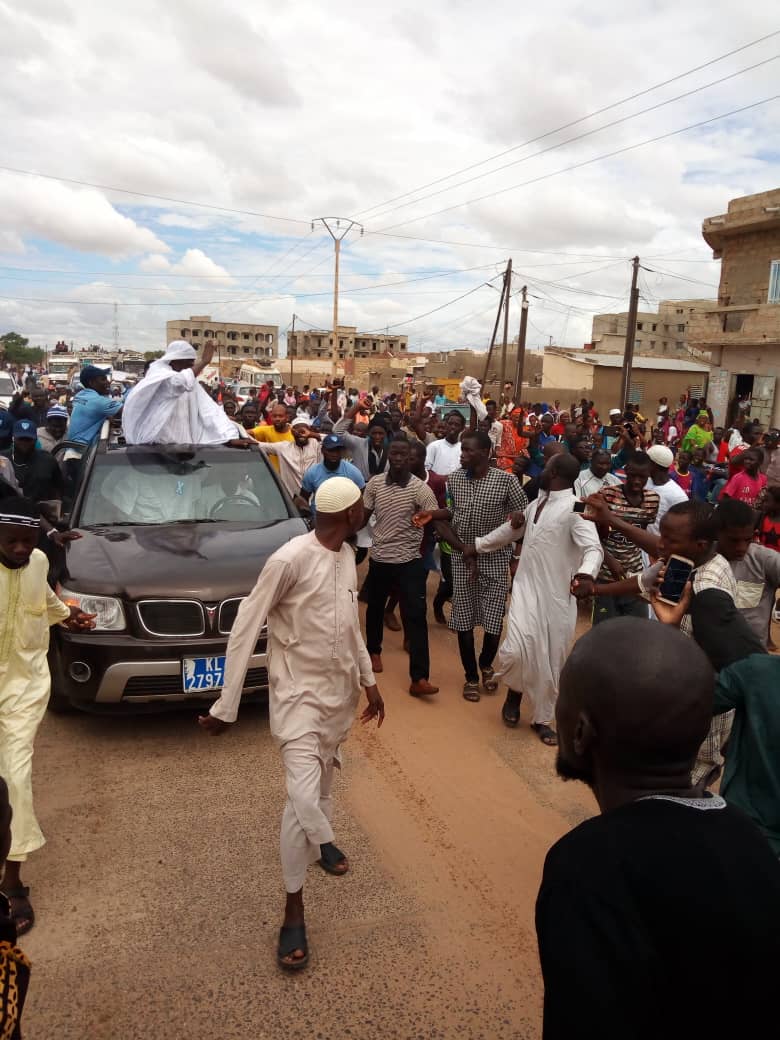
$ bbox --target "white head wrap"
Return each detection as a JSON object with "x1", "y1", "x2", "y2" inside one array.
[
  {"x1": 315, "y1": 476, "x2": 362, "y2": 514},
  {"x1": 161, "y1": 340, "x2": 198, "y2": 364}
]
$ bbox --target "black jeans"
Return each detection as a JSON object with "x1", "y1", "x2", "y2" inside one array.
[
  {"x1": 592, "y1": 594, "x2": 648, "y2": 626},
  {"x1": 365, "y1": 557, "x2": 430, "y2": 681},
  {"x1": 433, "y1": 551, "x2": 453, "y2": 612},
  {"x1": 457, "y1": 630, "x2": 501, "y2": 684}
]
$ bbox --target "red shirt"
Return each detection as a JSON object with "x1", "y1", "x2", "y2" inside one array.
[
  {"x1": 758, "y1": 514, "x2": 780, "y2": 552},
  {"x1": 672, "y1": 468, "x2": 692, "y2": 496},
  {"x1": 722, "y1": 471, "x2": 767, "y2": 506}
]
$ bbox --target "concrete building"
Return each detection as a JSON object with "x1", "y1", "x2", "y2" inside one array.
[
  {"x1": 687, "y1": 187, "x2": 780, "y2": 428},
  {"x1": 166, "y1": 316, "x2": 279, "y2": 372},
  {"x1": 589, "y1": 300, "x2": 714, "y2": 358},
  {"x1": 542, "y1": 349, "x2": 709, "y2": 418},
  {"x1": 286, "y1": 327, "x2": 408, "y2": 361}
]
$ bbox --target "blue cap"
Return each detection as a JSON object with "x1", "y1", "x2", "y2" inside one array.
[
  {"x1": 322, "y1": 434, "x2": 345, "y2": 450},
  {"x1": 13, "y1": 418, "x2": 37, "y2": 439},
  {"x1": 80, "y1": 365, "x2": 111, "y2": 386}
]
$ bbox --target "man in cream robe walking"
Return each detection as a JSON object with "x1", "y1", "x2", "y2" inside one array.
[
  {"x1": 199, "y1": 476, "x2": 384, "y2": 971},
  {"x1": 470, "y1": 453, "x2": 603, "y2": 745}
]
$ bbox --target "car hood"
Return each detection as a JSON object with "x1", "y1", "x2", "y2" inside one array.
[{"x1": 62, "y1": 519, "x2": 307, "y2": 600}]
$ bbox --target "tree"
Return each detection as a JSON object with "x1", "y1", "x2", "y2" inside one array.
[
  {"x1": 0, "y1": 332, "x2": 43, "y2": 365},
  {"x1": 143, "y1": 350, "x2": 164, "y2": 361}
]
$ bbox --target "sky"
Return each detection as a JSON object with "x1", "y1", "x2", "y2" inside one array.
[{"x1": 0, "y1": 0, "x2": 778, "y2": 358}]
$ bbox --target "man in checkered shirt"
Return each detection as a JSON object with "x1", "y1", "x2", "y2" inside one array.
[{"x1": 431, "y1": 430, "x2": 527, "y2": 702}]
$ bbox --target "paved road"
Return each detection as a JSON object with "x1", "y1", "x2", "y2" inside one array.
[{"x1": 23, "y1": 590, "x2": 598, "y2": 1040}]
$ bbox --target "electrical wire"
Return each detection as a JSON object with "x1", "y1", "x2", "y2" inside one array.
[
  {"x1": 352, "y1": 29, "x2": 780, "y2": 219},
  {"x1": 367, "y1": 94, "x2": 780, "y2": 234},
  {"x1": 361, "y1": 54, "x2": 779, "y2": 224},
  {"x1": 360, "y1": 279, "x2": 500, "y2": 333}
]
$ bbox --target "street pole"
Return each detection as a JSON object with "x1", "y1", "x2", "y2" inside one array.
[
  {"x1": 514, "y1": 285, "x2": 528, "y2": 399},
  {"x1": 312, "y1": 218, "x2": 363, "y2": 381},
  {"x1": 499, "y1": 258, "x2": 512, "y2": 391},
  {"x1": 619, "y1": 256, "x2": 641, "y2": 410},
  {"x1": 481, "y1": 262, "x2": 510, "y2": 385},
  {"x1": 290, "y1": 313, "x2": 295, "y2": 388}
]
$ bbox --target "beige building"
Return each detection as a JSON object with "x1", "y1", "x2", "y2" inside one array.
[
  {"x1": 589, "y1": 300, "x2": 714, "y2": 359},
  {"x1": 286, "y1": 326, "x2": 408, "y2": 361},
  {"x1": 687, "y1": 187, "x2": 780, "y2": 428},
  {"x1": 542, "y1": 349, "x2": 709, "y2": 418},
  {"x1": 166, "y1": 316, "x2": 279, "y2": 369}
]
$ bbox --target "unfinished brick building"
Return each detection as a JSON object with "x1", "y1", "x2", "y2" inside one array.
[{"x1": 687, "y1": 188, "x2": 780, "y2": 428}]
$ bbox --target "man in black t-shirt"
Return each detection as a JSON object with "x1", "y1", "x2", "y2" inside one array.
[{"x1": 536, "y1": 617, "x2": 780, "y2": 1040}]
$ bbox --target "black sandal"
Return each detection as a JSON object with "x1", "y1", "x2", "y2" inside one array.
[
  {"x1": 502, "y1": 692, "x2": 522, "y2": 728},
  {"x1": 531, "y1": 723, "x2": 558, "y2": 746},
  {"x1": 4, "y1": 885, "x2": 34, "y2": 937},
  {"x1": 462, "y1": 681, "x2": 481, "y2": 702},
  {"x1": 277, "y1": 924, "x2": 309, "y2": 971},
  {"x1": 318, "y1": 842, "x2": 349, "y2": 876},
  {"x1": 481, "y1": 667, "x2": 499, "y2": 694}
]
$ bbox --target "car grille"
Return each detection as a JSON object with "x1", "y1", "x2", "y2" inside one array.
[
  {"x1": 218, "y1": 598, "x2": 242, "y2": 633},
  {"x1": 137, "y1": 600, "x2": 205, "y2": 637},
  {"x1": 122, "y1": 667, "x2": 269, "y2": 698}
]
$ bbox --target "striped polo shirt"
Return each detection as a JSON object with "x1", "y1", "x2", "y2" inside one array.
[{"x1": 364, "y1": 472, "x2": 438, "y2": 564}]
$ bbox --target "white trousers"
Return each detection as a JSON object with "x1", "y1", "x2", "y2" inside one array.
[
  {"x1": 0, "y1": 678, "x2": 49, "y2": 862},
  {"x1": 280, "y1": 733, "x2": 338, "y2": 893}
]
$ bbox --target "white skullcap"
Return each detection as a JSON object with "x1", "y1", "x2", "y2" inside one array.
[
  {"x1": 315, "y1": 476, "x2": 362, "y2": 514},
  {"x1": 162, "y1": 340, "x2": 198, "y2": 363},
  {"x1": 658, "y1": 404, "x2": 669, "y2": 413},
  {"x1": 291, "y1": 416, "x2": 311, "y2": 428},
  {"x1": 609, "y1": 408, "x2": 622, "y2": 416},
  {"x1": 647, "y1": 444, "x2": 674, "y2": 468}
]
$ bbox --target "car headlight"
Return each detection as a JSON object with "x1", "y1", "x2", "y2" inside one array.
[{"x1": 59, "y1": 588, "x2": 126, "y2": 631}]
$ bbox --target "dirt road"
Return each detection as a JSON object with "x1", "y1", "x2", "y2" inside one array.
[{"x1": 22, "y1": 600, "x2": 597, "y2": 1039}]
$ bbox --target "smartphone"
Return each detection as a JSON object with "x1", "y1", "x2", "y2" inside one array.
[
  {"x1": 657, "y1": 555, "x2": 695, "y2": 605},
  {"x1": 572, "y1": 500, "x2": 587, "y2": 513}
]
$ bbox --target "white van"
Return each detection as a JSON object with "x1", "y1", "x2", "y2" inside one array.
[{"x1": 0, "y1": 371, "x2": 18, "y2": 408}]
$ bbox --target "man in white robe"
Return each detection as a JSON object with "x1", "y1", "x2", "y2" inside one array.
[
  {"x1": 199, "y1": 477, "x2": 384, "y2": 971},
  {"x1": 0, "y1": 499, "x2": 95, "y2": 934},
  {"x1": 471, "y1": 453, "x2": 603, "y2": 744},
  {"x1": 122, "y1": 340, "x2": 245, "y2": 446}
]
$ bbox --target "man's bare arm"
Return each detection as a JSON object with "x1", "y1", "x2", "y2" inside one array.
[{"x1": 193, "y1": 340, "x2": 216, "y2": 378}]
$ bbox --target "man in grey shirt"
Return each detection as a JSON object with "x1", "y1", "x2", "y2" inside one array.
[{"x1": 716, "y1": 499, "x2": 780, "y2": 648}]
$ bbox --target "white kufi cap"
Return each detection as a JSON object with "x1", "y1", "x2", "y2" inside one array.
[
  {"x1": 647, "y1": 444, "x2": 674, "y2": 468},
  {"x1": 315, "y1": 476, "x2": 362, "y2": 514}
]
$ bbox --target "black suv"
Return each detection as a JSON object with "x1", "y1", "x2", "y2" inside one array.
[{"x1": 50, "y1": 429, "x2": 307, "y2": 712}]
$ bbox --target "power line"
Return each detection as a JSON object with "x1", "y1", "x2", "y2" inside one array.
[
  {"x1": 0, "y1": 165, "x2": 310, "y2": 226},
  {"x1": 368, "y1": 94, "x2": 780, "y2": 234},
  {"x1": 352, "y1": 29, "x2": 780, "y2": 219},
  {"x1": 361, "y1": 54, "x2": 779, "y2": 224},
  {"x1": 361, "y1": 279, "x2": 500, "y2": 333},
  {"x1": 639, "y1": 264, "x2": 719, "y2": 289}
]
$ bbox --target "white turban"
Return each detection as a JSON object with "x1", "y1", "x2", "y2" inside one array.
[{"x1": 161, "y1": 340, "x2": 198, "y2": 364}]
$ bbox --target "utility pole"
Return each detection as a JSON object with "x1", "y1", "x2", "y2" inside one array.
[
  {"x1": 514, "y1": 285, "x2": 528, "y2": 398},
  {"x1": 112, "y1": 302, "x2": 120, "y2": 355},
  {"x1": 481, "y1": 261, "x2": 511, "y2": 386},
  {"x1": 312, "y1": 218, "x2": 363, "y2": 380},
  {"x1": 619, "y1": 257, "x2": 641, "y2": 409},
  {"x1": 289, "y1": 313, "x2": 295, "y2": 387},
  {"x1": 499, "y1": 258, "x2": 512, "y2": 390}
]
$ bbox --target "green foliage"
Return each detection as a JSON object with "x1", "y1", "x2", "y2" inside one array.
[{"x1": 0, "y1": 332, "x2": 43, "y2": 365}]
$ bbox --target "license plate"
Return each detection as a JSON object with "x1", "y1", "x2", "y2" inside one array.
[{"x1": 182, "y1": 656, "x2": 225, "y2": 693}]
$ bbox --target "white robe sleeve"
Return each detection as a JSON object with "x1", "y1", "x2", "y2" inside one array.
[
  {"x1": 474, "y1": 520, "x2": 523, "y2": 553},
  {"x1": 46, "y1": 585, "x2": 72, "y2": 626},
  {"x1": 570, "y1": 514, "x2": 604, "y2": 578},
  {"x1": 209, "y1": 556, "x2": 297, "y2": 723},
  {"x1": 357, "y1": 640, "x2": 376, "y2": 688}
]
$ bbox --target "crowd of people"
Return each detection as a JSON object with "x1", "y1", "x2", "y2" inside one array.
[{"x1": 1, "y1": 340, "x2": 780, "y2": 1033}]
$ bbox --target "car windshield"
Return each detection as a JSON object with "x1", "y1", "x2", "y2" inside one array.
[
  {"x1": 77, "y1": 447, "x2": 290, "y2": 527},
  {"x1": 0, "y1": 375, "x2": 16, "y2": 395}
]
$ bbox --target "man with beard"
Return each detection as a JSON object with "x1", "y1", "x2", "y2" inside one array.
[
  {"x1": 200, "y1": 478, "x2": 384, "y2": 971},
  {"x1": 536, "y1": 618, "x2": 780, "y2": 1040},
  {"x1": 253, "y1": 417, "x2": 321, "y2": 499}
]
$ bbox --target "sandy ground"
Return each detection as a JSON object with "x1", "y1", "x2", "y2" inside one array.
[{"x1": 18, "y1": 592, "x2": 612, "y2": 1038}]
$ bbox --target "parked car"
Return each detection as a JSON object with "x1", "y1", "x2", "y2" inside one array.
[{"x1": 49, "y1": 428, "x2": 307, "y2": 712}]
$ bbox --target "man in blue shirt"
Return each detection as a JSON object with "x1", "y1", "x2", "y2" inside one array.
[
  {"x1": 67, "y1": 366, "x2": 125, "y2": 446},
  {"x1": 298, "y1": 435, "x2": 364, "y2": 516}
]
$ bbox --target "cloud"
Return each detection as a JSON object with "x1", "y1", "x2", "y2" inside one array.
[
  {"x1": 138, "y1": 253, "x2": 172, "y2": 272},
  {"x1": 171, "y1": 248, "x2": 233, "y2": 284},
  {"x1": 0, "y1": 173, "x2": 169, "y2": 257}
]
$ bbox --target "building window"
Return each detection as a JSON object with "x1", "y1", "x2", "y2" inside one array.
[
  {"x1": 676, "y1": 308, "x2": 683, "y2": 315},
  {"x1": 228, "y1": 346, "x2": 236, "y2": 356},
  {"x1": 180, "y1": 328, "x2": 189, "y2": 337},
  {"x1": 243, "y1": 347, "x2": 250, "y2": 354},
  {"x1": 628, "y1": 383, "x2": 644, "y2": 405},
  {"x1": 675, "y1": 341, "x2": 684, "y2": 350},
  {"x1": 769, "y1": 259, "x2": 780, "y2": 303},
  {"x1": 242, "y1": 333, "x2": 250, "y2": 340},
  {"x1": 677, "y1": 324, "x2": 685, "y2": 332},
  {"x1": 204, "y1": 329, "x2": 213, "y2": 336},
  {"x1": 649, "y1": 340, "x2": 656, "y2": 348},
  {"x1": 634, "y1": 339, "x2": 641, "y2": 349},
  {"x1": 191, "y1": 330, "x2": 199, "y2": 336},
  {"x1": 227, "y1": 331, "x2": 238, "y2": 341},
  {"x1": 651, "y1": 323, "x2": 657, "y2": 331},
  {"x1": 636, "y1": 322, "x2": 643, "y2": 331}
]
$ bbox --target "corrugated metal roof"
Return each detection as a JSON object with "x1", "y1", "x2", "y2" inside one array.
[{"x1": 549, "y1": 352, "x2": 709, "y2": 373}]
